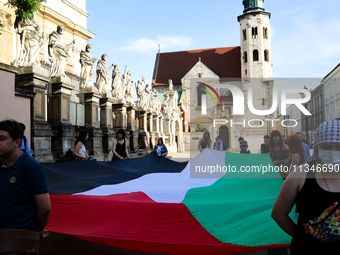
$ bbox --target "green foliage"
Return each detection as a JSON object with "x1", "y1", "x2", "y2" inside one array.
[
  {"x1": 5, "y1": 0, "x2": 46, "y2": 20},
  {"x1": 195, "y1": 122, "x2": 206, "y2": 132}
]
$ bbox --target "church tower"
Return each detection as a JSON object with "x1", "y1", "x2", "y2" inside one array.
[{"x1": 238, "y1": 0, "x2": 272, "y2": 79}]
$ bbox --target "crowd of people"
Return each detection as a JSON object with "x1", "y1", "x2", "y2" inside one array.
[{"x1": 1, "y1": 118, "x2": 340, "y2": 253}]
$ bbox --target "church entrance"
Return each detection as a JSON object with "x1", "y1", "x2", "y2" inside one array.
[{"x1": 219, "y1": 126, "x2": 229, "y2": 150}]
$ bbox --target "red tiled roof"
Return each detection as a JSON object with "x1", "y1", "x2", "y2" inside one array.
[{"x1": 152, "y1": 47, "x2": 241, "y2": 86}]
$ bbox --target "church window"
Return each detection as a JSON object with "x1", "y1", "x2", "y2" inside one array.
[
  {"x1": 243, "y1": 29, "x2": 247, "y2": 41},
  {"x1": 253, "y1": 50, "x2": 259, "y2": 61},
  {"x1": 243, "y1": 51, "x2": 248, "y2": 63},
  {"x1": 252, "y1": 27, "x2": 258, "y2": 39},
  {"x1": 245, "y1": 69, "x2": 248, "y2": 75},
  {"x1": 263, "y1": 27, "x2": 268, "y2": 39},
  {"x1": 197, "y1": 85, "x2": 206, "y2": 107},
  {"x1": 262, "y1": 99, "x2": 265, "y2": 105},
  {"x1": 264, "y1": 50, "x2": 269, "y2": 62}
]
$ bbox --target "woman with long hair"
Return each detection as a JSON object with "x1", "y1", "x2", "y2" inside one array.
[
  {"x1": 112, "y1": 129, "x2": 130, "y2": 161},
  {"x1": 198, "y1": 130, "x2": 212, "y2": 152},
  {"x1": 269, "y1": 130, "x2": 289, "y2": 166},
  {"x1": 154, "y1": 137, "x2": 168, "y2": 157},
  {"x1": 282, "y1": 134, "x2": 305, "y2": 178},
  {"x1": 73, "y1": 130, "x2": 90, "y2": 161},
  {"x1": 272, "y1": 120, "x2": 340, "y2": 254}
]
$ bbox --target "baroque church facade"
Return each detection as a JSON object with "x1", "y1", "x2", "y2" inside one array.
[{"x1": 152, "y1": 0, "x2": 274, "y2": 153}]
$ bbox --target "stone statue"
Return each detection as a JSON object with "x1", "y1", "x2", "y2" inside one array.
[
  {"x1": 145, "y1": 84, "x2": 153, "y2": 109},
  {"x1": 168, "y1": 79, "x2": 173, "y2": 91},
  {"x1": 12, "y1": 17, "x2": 42, "y2": 67},
  {"x1": 111, "y1": 65, "x2": 124, "y2": 98},
  {"x1": 48, "y1": 25, "x2": 75, "y2": 77},
  {"x1": 96, "y1": 54, "x2": 114, "y2": 94},
  {"x1": 79, "y1": 44, "x2": 97, "y2": 88},
  {"x1": 136, "y1": 77, "x2": 148, "y2": 109},
  {"x1": 122, "y1": 66, "x2": 134, "y2": 102},
  {"x1": 163, "y1": 93, "x2": 173, "y2": 118},
  {"x1": 151, "y1": 88, "x2": 161, "y2": 113}
]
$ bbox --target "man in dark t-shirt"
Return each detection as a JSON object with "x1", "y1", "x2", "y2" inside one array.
[
  {"x1": 0, "y1": 120, "x2": 50, "y2": 238},
  {"x1": 260, "y1": 135, "x2": 270, "y2": 153}
]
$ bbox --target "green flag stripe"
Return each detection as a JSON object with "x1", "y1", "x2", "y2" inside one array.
[{"x1": 182, "y1": 152, "x2": 295, "y2": 246}]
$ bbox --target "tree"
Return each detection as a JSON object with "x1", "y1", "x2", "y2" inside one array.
[
  {"x1": 195, "y1": 122, "x2": 206, "y2": 132},
  {"x1": 4, "y1": 0, "x2": 46, "y2": 20}
]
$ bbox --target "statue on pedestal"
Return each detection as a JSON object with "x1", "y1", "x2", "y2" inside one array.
[
  {"x1": 48, "y1": 25, "x2": 75, "y2": 77},
  {"x1": 151, "y1": 88, "x2": 162, "y2": 113},
  {"x1": 96, "y1": 54, "x2": 113, "y2": 94},
  {"x1": 12, "y1": 17, "x2": 42, "y2": 67},
  {"x1": 111, "y1": 65, "x2": 124, "y2": 98},
  {"x1": 136, "y1": 77, "x2": 148, "y2": 109},
  {"x1": 163, "y1": 94, "x2": 173, "y2": 118},
  {"x1": 79, "y1": 44, "x2": 97, "y2": 88},
  {"x1": 122, "y1": 66, "x2": 134, "y2": 102}
]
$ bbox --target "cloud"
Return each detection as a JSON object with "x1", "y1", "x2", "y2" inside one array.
[
  {"x1": 271, "y1": 13, "x2": 340, "y2": 78},
  {"x1": 120, "y1": 35, "x2": 194, "y2": 53}
]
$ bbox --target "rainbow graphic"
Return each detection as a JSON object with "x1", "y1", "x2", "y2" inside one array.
[{"x1": 197, "y1": 82, "x2": 222, "y2": 106}]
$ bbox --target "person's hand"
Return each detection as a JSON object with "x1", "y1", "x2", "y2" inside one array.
[
  {"x1": 127, "y1": 156, "x2": 130, "y2": 159},
  {"x1": 40, "y1": 229, "x2": 49, "y2": 239},
  {"x1": 119, "y1": 156, "x2": 125, "y2": 161}
]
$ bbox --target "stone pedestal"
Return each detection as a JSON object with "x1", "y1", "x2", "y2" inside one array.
[
  {"x1": 49, "y1": 76, "x2": 77, "y2": 159},
  {"x1": 85, "y1": 127, "x2": 104, "y2": 161},
  {"x1": 127, "y1": 107, "x2": 138, "y2": 150},
  {"x1": 139, "y1": 110, "x2": 147, "y2": 132},
  {"x1": 127, "y1": 107, "x2": 136, "y2": 131},
  {"x1": 100, "y1": 94, "x2": 115, "y2": 156},
  {"x1": 112, "y1": 103, "x2": 127, "y2": 129},
  {"x1": 15, "y1": 65, "x2": 54, "y2": 162},
  {"x1": 84, "y1": 87, "x2": 100, "y2": 128},
  {"x1": 147, "y1": 112, "x2": 153, "y2": 133},
  {"x1": 83, "y1": 88, "x2": 104, "y2": 160}
]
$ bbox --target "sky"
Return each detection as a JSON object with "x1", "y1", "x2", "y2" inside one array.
[{"x1": 85, "y1": 0, "x2": 340, "y2": 90}]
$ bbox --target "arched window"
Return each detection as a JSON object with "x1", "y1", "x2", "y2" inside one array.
[
  {"x1": 243, "y1": 29, "x2": 247, "y2": 41},
  {"x1": 264, "y1": 50, "x2": 269, "y2": 61},
  {"x1": 197, "y1": 85, "x2": 206, "y2": 107},
  {"x1": 263, "y1": 27, "x2": 268, "y2": 39},
  {"x1": 252, "y1": 27, "x2": 258, "y2": 39},
  {"x1": 253, "y1": 49, "x2": 259, "y2": 61},
  {"x1": 243, "y1": 51, "x2": 248, "y2": 63}
]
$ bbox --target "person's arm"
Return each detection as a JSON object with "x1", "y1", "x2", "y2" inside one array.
[
  {"x1": 34, "y1": 193, "x2": 51, "y2": 238},
  {"x1": 25, "y1": 136, "x2": 32, "y2": 156},
  {"x1": 272, "y1": 170, "x2": 304, "y2": 237},
  {"x1": 112, "y1": 139, "x2": 124, "y2": 160},
  {"x1": 198, "y1": 139, "x2": 202, "y2": 152},
  {"x1": 162, "y1": 145, "x2": 168, "y2": 157},
  {"x1": 125, "y1": 138, "x2": 130, "y2": 159},
  {"x1": 73, "y1": 142, "x2": 87, "y2": 160}
]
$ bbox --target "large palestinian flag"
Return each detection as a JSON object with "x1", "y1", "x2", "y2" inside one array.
[{"x1": 43, "y1": 149, "x2": 293, "y2": 255}]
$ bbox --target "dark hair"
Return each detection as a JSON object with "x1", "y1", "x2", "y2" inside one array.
[
  {"x1": 0, "y1": 120, "x2": 24, "y2": 142},
  {"x1": 116, "y1": 129, "x2": 126, "y2": 140},
  {"x1": 238, "y1": 137, "x2": 244, "y2": 141},
  {"x1": 19, "y1": 123, "x2": 27, "y2": 148},
  {"x1": 75, "y1": 130, "x2": 88, "y2": 146},
  {"x1": 264, "y1": 135, "x2": 270, "y2": 139},
  {"x1": 158, "y1": 137, "x2": 164, "y2": 145},
  {"x1": 269, "y1": 130, "x2": 284, "y2": 151}
]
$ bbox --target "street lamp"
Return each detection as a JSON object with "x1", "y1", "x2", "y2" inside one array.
[{"x1": 299, "y1": 86, "x2": 309, "y2": 144}]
